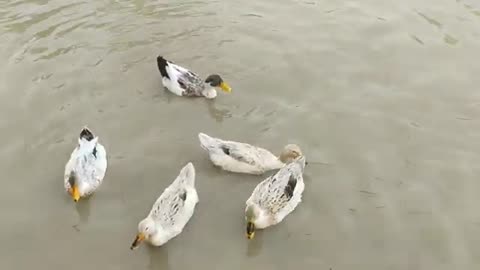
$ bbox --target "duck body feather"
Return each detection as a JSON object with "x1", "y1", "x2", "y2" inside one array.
[
  {"x1": 143, "y1": 163, "x2": 198, "y2": 247},
  {"x1": 64, "y1": 128, "x2": 107, "y2": 198},
  {"x1": 157, "y1": 56, "x2": 216, "y2": 98},
  {"x1": 198, "y1": 132, "x2": 284, "y2": 175},
  {"x1": 246, "y1": 156, "x2": 306, "y2": 229}
]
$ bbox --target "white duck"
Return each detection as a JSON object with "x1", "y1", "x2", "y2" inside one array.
[
  {"x1": 130, "y1": 163, "x2": 198, "y2": 249},
  {"x1": 156, "y1": 56, "x2": 232, "y2": 99},
  {"x1": 198, "y1": 132, "x2": 303, "y2": 175},
  {"x1": 245, "y1": 156, "x2": 306, "y2": 239},
  {"x1": 64, "y1": 127, "x2": 107, "y2": 202}
]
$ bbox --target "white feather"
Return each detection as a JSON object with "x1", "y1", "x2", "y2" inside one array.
[
  {"x1": 137, "y1": 162, "x2": 199, "y2": 247},
  {"x1": 198, "y1": 132, "x2": 284, "y2": 175},
  {"x1": 162, "y1": 62, "x2": 186, "y2": 96},
  {"x1": 158, "y1": 58, "x2": 219, "y2": 99},
  {"x1": 64, "y1": 134, "x2": 107, "y2": 198}
]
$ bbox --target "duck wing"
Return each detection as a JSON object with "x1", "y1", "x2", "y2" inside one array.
[
  {"x1": 149, "y1": 163, "x2": 195, "y2": 227},
  {"x1": 169, "y1": 62, "x2": 204, "y2": 96},
  {"x1": 250, "y1": 162, "x2": 303, "y2": 214},
  {"x1": 150, "y1": 187, "x2": 188, "y2": 228},
  {"x1": 220, "y1": 142, "x2": 260, "y2": 166}
]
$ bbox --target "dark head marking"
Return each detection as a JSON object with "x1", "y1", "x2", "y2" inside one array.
[
  {"x1": 157, "y1": 56, "x2": 170, "y2": 79},
  {"x1": 80, "y1": 128, "x2": 94, "y2": 141},
  {"x1": 205, "y1": 74, "x2": 223, "y2": 87}
]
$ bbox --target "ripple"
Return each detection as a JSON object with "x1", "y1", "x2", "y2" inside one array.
[
  {"x1": 2, "y1": 2, "x2": 85, "y2": 33},
  {"x1": 34, "y1": 43, "x2": 85, "y2": 61},
  {"x1": 121, "y1": 56, "x2": 148, "y2": 73},
  {"x1": 241, "y1": 13, "x2": 264, "y2": 18},
  {"x1": 29, "y1": 46, "x2": 48, "y2": 54},
  {"x1": 415, "y1": 10, "x2": 443, "y2": 29},
  {"x1": 5, "y1": 0, "x2": 49, "y2": 8},
  {"x1": 409, "y1": 34, "x2": 425, "y2": 45},
  {"x1": 31, "y1": 73, "x2": 52, "y2": 82},
  {"x1": 444, "y1": 34, "x2": 459, "y2": 45},
  {"x1": 218, "y1": 39, "x2": 235, "y2": 46},
  {"x1": 54, "y1": 17, "x2": 91, "y2": 38}
]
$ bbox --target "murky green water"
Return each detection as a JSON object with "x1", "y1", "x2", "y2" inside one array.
[{"x1": 1, "y1": 0, "x2": 480, "y2": 269}]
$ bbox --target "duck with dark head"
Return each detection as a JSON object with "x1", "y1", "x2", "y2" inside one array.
[{"x1": 156, "y1": 55, "x2": 231, "y2": 99}]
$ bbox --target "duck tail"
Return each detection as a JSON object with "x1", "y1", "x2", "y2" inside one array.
[
  {"x1": 177, "y1": 162, "x2": 195, "y2": 186},
  {"x1": 79, "y1": 126, "x2": 94, "y2": 141},
  {"x1": 156, "y1": 56, "x2": 170, "y2": 79},
  {"x1": 198, "y1": 132, "x2": 218, "y2": 149}
]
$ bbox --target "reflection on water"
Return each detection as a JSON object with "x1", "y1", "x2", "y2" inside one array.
[
  {"x1": 74, "y1": 197, "x2": 92, "y2": 226},
  {"x1": 246, "y1": 231, "x2": 264, "y2": 258},
  {"x1": 147, "y1": 245, "x2": 169, "y2": 270},
  {"x1": 205, "y1": 100, "x2": 232, "y2": 123}
]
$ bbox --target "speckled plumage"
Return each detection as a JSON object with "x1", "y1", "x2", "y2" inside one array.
[
  {"x1": 156, "y1": 56, "x2": 226, "y2": 99},
  {"x1": 135, "y1": 163, "x2": 198, "y2": 247},
  {"x1": 245, "y1": 156, "x2": 306, "y2": 229}
]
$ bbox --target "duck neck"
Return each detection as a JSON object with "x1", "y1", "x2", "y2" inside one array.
[
  {"x1": 202, "y1": 87, "x2": 217, "y2": 99},
  {"x1": 149, "y1": 228, "x2": 168, "y2": 246},
  {"x1": 246, "y1": 205, "x2": 257, "y2": 222}
]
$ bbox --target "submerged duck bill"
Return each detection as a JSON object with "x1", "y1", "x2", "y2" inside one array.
[
  {"x1": 130, "y1": 233, "x2": 145, "y2": 250},
  {"x1": 220, "y1": 82, "x2": 232, "y2": 92},
  {"x1": 246, "y1": 221, "x2": 255, "y2": 240}
]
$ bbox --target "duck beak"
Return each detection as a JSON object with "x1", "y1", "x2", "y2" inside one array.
[
  {"x1": 130, "y1": 233, "x2": 145, "y2": 250},
  {"x1": 220, "y1": 82, "x2": 232, "y2": 93},
  {"x1": 71, "y1": 185, "x2": 80, "y2": 202}
]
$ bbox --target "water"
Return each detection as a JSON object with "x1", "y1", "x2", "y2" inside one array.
[{"x1": 1, "y1": 0, "x2": 480, "y2": 269}]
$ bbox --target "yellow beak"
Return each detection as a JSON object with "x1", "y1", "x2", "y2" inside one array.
[
  {"x1": 246, "y1": 231, "x2": 255, "y2": 240},
  {"x1": 220, "y1": 82, "x2": 232, "y2": 93},
  {"x1": 130, "y1": 233, "x2": 145, "y2": 250},
  {"x1": 71, "y1": 185, "x2": 80, "y2": 202}
]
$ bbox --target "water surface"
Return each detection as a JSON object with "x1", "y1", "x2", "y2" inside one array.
[{"x1": 1, "y1": 0, "x2": 480, "y2": 269}]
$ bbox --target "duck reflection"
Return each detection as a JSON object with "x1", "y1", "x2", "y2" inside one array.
[
  {"x1": 246, "y1": 230, "x2": 264, "y2": 257},
  {"x1": 148, "y1": 245, "x2": 169, "y2": 270},
  {"x1": 205, "y1": 100, "x2": 231, "y2": 123},
  {"x1": 75, "y1": 197, "x2": 92, "y2": 226}
]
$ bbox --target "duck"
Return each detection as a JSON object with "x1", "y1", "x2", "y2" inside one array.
[
  {"x1": 156, "y1": 56, "x2": 232, "y2": 99},
  {"x1": 198, "y1": 132, "x2": 303, "y2": 175},
  {"x1": 244, "y1": 156, "x2": 306, "y2": 239},
  {"x1": 64, "y1": 127, "x2": 107, "y2": 202},
  {"x1": 130, "y1": 162, "x2": 198, "y2": 249}
]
